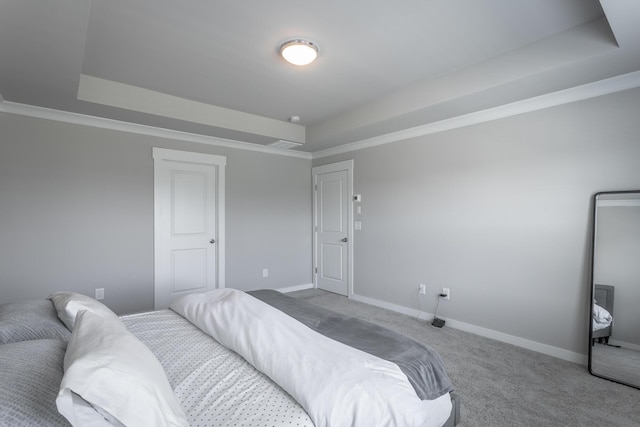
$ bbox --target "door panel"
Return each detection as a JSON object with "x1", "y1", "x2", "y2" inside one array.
[
  {"x1": 172, "y1": 248, "x2": 207, "y2": 292},
  {"x1": 320, "y1": 179, "x2": 343, "y2": 232},
  {"x1": 320, "y1": 243, "x2": 343, "y2": 281},
  {"x1": 172, "y1": 171, "x2": 207, "y2": 234}
]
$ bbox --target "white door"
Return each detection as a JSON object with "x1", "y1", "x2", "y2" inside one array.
[
  {"x1": 313, "y1": 160, "x2": 353, "y2": 296},
  {"x1": 153, "y1": 148, "x2": 226, "y2": 308}
]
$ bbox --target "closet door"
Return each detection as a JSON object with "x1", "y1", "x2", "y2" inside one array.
[
  {"x1": 153, "y1": 148, "x2": 226, "y2": 308},
  {"x1": 313, "y1": 160, "x2": 353, "y2": 297}
]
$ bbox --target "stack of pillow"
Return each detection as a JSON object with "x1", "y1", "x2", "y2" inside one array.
[{"x1": 0, "y1": 292, "x2": 188, "y2": 427}]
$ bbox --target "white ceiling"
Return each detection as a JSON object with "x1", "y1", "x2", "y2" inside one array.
[{"x1": 1, "y1": 0, "x2": 639, "y2": 153}]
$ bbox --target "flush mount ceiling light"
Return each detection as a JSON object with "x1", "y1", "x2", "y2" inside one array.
[{"x1": 280, "y1": 39, "x2": 318, "y2": 66}]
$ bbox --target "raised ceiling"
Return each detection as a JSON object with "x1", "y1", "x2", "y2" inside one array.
[{"x1": 1, "y1": 1, "x2": 639, "y2": 153}]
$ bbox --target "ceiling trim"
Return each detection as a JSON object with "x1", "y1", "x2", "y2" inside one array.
[
  {"x1": 2, "y1": 70, "x2": 639, "y2": 161},
  {"x1": 0, "y1": 101, "x2": 312, "y2": 160},
  {"x1": 312, "y1": 69, "x2": 640, "y2": 159}
]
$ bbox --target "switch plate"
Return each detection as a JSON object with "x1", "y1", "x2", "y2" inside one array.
[
  {"x1": 262, "y1": 268, "x2": 269, "y2": 278},
  {"x1": 95, "y1": 288, "x2": 104, "y2": 300},
  {"x1": 419, "y1": 284, "x2": 426, "y2": 294},
  {"x1": 442, "y1": 288, "x2": 450, "y2": 300}
]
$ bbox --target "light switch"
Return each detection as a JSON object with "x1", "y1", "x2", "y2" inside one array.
[{"x1": 357, "y1": 206, "x2": 362, "y2": 215}]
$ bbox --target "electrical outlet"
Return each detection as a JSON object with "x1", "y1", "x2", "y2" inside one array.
[
  {"x1": 262, "y1": 268, "x2": 269, "y2": 278},
  {"x1": 419, "y1": 284, "x2": 426, "y2": 294},
  {"x1": 95, "y1": 288, "x2": 104, "y2": 300},
  {"x1": 442, "y1": 287, "x2": 450, "y2": 300}
]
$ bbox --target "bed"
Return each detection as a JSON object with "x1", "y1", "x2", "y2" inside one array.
[
  {"x1": 0, "y1": 288, "x2": 460, "y2": 427},
  {"x1": 592, "y1": 284, "x2": 614, "y2": 346}
]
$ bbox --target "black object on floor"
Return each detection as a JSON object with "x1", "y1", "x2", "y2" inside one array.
[{"x1": 432, "y1": 317, "x2": 446, "y2": 328}]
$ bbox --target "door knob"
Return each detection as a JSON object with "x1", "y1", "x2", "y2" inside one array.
[
  {"x1": 341, "y1": 238, "x2": 348, "y2": 242},
  {"x1": 209, "y1": 239, "x2": 216, "y2": 244}
]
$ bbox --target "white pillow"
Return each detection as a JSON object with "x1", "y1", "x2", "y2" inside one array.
[
  {"x1": 56, "y1": 310, "x2": 188, "y2": 427},
  {"x1": 48, "y1": 291, "x2": 118, "y2": 330}
]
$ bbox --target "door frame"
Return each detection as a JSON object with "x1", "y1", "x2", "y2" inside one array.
[
  {"x1": 312, "y1": 160, "x2": 354, "y2": 297},
  {"x1": 153, "y1": 147, "x2": 226, "y2": 308}
]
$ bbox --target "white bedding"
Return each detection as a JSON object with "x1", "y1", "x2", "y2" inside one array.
[
  {"x1": 121, "y1": 309, "x2": 314, "y2": 427},
  {"x1": 592, "y1": 303, "x2": 613, "y2": 331},
  {"x1": 170, "y1": 289, "x2": 452, "y2": 427},
  {"x1": 57, "y1": 310, "x2": 188, "y2": 427}
]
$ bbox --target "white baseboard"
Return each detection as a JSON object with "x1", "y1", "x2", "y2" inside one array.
[
  {"x1": 278, "y1": 283, "x2": 315, "y2": 293},
  {"x1": 350, "y1": 293, "x2": 587, "y2": 365}
]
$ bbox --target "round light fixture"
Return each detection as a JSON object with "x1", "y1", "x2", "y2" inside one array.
[{"x1": 280, "y1": 39, "x2": 318, "y2": 66}]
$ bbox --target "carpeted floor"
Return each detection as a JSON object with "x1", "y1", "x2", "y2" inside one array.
[{"x1": 289, "y1": 289, "x2": 640, "y2": 427}]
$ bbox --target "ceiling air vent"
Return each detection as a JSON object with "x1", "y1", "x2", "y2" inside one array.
[{"x1": 268, "y1": 140, "x2": 303, "y2": 149}]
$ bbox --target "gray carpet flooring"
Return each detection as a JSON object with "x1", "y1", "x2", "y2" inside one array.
[{"x1": 289, "y1": 289, "x2": 640, "y2": 427}]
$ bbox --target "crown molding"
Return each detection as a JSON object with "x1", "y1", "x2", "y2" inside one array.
[
  {"x1": 0, "y1": 101, "x2": 312, "y2": 160},
  {"x1": 2, "y1": 70, "x2": 639, "y2": 161},
  {"x1": 312, "y1": 70, "x2": 640, "y2": 159}
]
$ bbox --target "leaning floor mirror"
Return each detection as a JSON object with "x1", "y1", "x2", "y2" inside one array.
[{"x1": 589, "y1": 190, "x2": 640, "y2": 389}]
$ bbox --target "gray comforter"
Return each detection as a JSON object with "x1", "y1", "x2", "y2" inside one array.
[{"x1": 248, "y1": 289, "x2": 454, "y2": 400}]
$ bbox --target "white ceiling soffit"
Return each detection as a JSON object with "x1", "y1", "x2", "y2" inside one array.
[
  {"x1": 2, "y1": 68, "x2": 638, "y2": 162},
  {"x1": 0, "y1": 100, "x2": 312, "y2": 159},
  {"x1": 312, "y1": 69, "x2": 640, "y2": 159},
  {"x1": 77, "y1": 75, "x2": 305, "y2": 144},
  {"x1": 72, "y1": 0, "x2": 612, "y2": 148},
  {"x1": 307, "y1": 16, "x2": 621, "y2": 150}
]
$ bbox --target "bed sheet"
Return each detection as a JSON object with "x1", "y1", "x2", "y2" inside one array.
[{"x1": 120, "y1": 310, "x2": 313, "y2": 427}]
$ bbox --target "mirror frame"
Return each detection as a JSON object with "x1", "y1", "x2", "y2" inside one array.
[{"x1": 588, "y1": 190, "x2": 640, "y2": 390}]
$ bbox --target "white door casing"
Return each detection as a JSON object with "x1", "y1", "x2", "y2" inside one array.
[
  {"x1": 313, "y1": 160, "x2": 353, "y2": 297},
  {"x1": 153, "y1": 148, "x2": 226, "y2": 309}
]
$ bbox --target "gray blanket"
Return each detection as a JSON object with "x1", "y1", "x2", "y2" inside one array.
[{"x1": 248, "y1": 289, "x2": 454, "y2": 400}]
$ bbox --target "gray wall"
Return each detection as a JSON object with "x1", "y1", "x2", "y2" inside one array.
[
  {"x1": 0, "y1": 113, "x2": 312, "y2": 314},
  {"x1": 314, "y1": 88, "x2": 640, "y2": 356},
  {"x1": 2, "y1": 87, "x2": 640, "y2": 357},
  {"x1": 594, "y1": 205, "x2": 640, "y2": 346}
]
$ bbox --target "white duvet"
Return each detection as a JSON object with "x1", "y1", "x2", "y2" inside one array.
[
  {"x1": 592, "y1": 303, "x2": 613, "y2": 331},
  {"x1": 170, "y1": 289, "x2": 451, "y2": 427}
]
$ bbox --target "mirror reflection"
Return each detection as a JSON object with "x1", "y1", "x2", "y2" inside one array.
[{"x1": 589, "y1": 191, "x2": 640, "y2": 389}]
